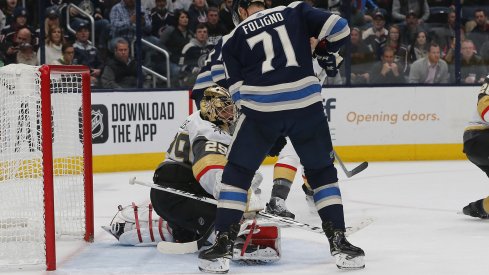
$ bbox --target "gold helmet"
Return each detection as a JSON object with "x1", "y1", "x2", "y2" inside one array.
[{"x1": 200, "y1": 85, "x2": 237, "y2": 130}]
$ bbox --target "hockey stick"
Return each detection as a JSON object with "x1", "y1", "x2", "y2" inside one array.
[
  {"x1": 157, "y1": 222, "x2": 214, "y2": 254},
  {"x1": 317, "y1": 70, "x2": 368, "y2": 178},
  {"x1": 130, "y1": 177, "x2": 372, "y2": 237},
  {"x1": 333, "y1": 150, "x2": 368, "y2": 178},
  {"x1": 157, "y1": 216, "x2": 373, "y2": 254}
]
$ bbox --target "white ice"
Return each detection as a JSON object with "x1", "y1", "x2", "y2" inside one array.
[{"x1": 3, "y1": 160, "x2": 489, "y2": 275}]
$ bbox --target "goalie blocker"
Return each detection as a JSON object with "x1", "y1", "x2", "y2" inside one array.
[{"x1": 103, "y1": 162, "x2": 281, "y2": 262}]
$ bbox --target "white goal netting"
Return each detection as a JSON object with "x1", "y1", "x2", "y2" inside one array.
[{"x1": 0, "y1": 64, "x2": 92, "y2": 268}]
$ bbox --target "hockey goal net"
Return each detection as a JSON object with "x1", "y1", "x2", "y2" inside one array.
[{"x1": 0, "y1": 64, "x2": 93, "y2": 270}]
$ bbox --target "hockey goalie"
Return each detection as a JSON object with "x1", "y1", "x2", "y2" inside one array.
[{"x1": 103, "y1": 86, "x2": 281, "y2": 263}]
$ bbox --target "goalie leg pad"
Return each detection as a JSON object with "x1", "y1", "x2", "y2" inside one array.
[
  {"x1": 104, "y1": 203, "x2": 174, "y2": 246},
  {"x1": 233, "y1": 221, "x2": 281, "y2": 263}
]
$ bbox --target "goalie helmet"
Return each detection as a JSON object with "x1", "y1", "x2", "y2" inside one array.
[
  {"x1": 200, "y1": 85, "x2": 237, "y2": 130},
  {"x1": 232, "y1": 0, "x2": 266, "y2": 26}
]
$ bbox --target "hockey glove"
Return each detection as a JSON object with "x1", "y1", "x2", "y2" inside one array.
[
  {"x1": 268, "y1": 136, "x2": 287, "y2": 157},
  {"x1": 316, "y1": 52, "x2": 344, "y2": 77}
]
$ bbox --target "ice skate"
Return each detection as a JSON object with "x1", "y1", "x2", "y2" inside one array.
[
  {"x1": 198, "y1": 224, "x2": 239, "y2": 273},
  {"x1": 462, "y1": 199, "x2": 489, "y2": 219},
  {"x1": 266, "y1": 197, "x2": 295, "y2": 219},
  {"x1": 323, "y1": 221, "x2": 365, "y2": 270}
]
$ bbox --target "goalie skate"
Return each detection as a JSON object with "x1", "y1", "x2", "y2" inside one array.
[
  {"x1": 233, "y1": 243, "x2": 279, "y2": 263},
  {"x1": 266, "y1": 197, "x2": 295, "y2": 219}
]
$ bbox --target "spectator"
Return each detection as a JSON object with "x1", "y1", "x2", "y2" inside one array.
[
  {"x1": 445, "y1": 9, "x2": 465, "y2": 46},
  {"x1": 160, "y1": 9, "x2": 194, "y2": 86},
  {"x1": 392, "y1": 0, "x2": 430, "y2": 24},
  {"x1": 43, "y1": 6, "x2": 62, "y2": 39},
  {"x1": 101, "y1": 38, "x2": 138, "y2": 89},
  {"x1": 39, "y1": 26, "x2": 64, "y2": 64},
  {"x1": 2, "y1": 0, "x2": 18, "y2": 27},
  {"x1": 179, "y1": 23, "x2": 213, "y2": 86},
  {"x1": 218, "y1": 0, "x2": 234, "y2": 33},
  {"x1": 459, "y1": 39, "x2": 487, "y2": 84},
  {"x1": 172, "y1": 0, "x2": 193, "y2": 11},
  {"x1": 350, "y1": 0, "x2": 379, "y2": 28},
  {"x1": 362, "y1": 11, "x2": 388, "y2": 60},
  {"x1": 150, "y1": 0, "x2": 175, "y2": 37},
  {"x1": 384, "y1": 24, "x2": 409, "y2": 76},
  {"x1": 1, "y1": 6, "x2": 35, "y2": 45},
  {"x1": 68, "y1": 0, "x2": 111, "y2": 52},
  {"x1": 109, "y1": 0, "x2": 152, "y2": 47},
  {"x1": 205, "y1": 6, "x2": 227, "y2": 45},
  {"x1": 345, "y1": 27, "x2": 376, "y2": 84},
  {"x1": 53, "y1": 42, "x2": 75, "y2": 65},
  {"x1": 16, "y1": 39, "x2": 37, "y2": 65},
  {"x1": 467, "y1": 9, "x2": 489, "y2": 52},
  {"x1": 370, "y1": 47, "x2": 406, "y2": 84},
  {"x1": 188, "y1": 0, "x2": 208, "y2": 32},
  {"x1": 399, "y1": 10, "x2": 422, "y2": 46},
  {"x1": 407, "y1": 30, "x2": 429, "y2": 63},
  {"x1": 73, "y1": 22, "x2": 103, "y2": 87},
  {"x1": 409, "y1": 43, "x2": 449, "y2": 83},
  {"x1": 0, "y1": 26, "x2": 36, "y2": 65}
]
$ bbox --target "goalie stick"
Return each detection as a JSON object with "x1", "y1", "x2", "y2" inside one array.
[
  {"x1": 157, "y1": 215, "x2": 373, "y2": 254},
  {"x1": 130, "y1": 177, "x2": 373, "y2": 253},
  {"x1": 333, "y1": 150, "x2": 368, "y2": 178}
]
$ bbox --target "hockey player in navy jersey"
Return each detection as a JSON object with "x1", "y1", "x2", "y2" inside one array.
[
  {"x1": 462, "y1": 76, "x2": 489, "y2": 219},
  {"x1": 198, "y1": 1, "x2": 365, "y2": 273}
]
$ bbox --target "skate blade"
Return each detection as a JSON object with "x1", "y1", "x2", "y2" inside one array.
[
  {"x1": 334, "y1": 254, "x2": 365, "y2": 270},
  {"x1": 232, "y1": 247, "x2": 280, "y2": 263},
  {"x1": 198, "y1": 257, "x2": 230, "y2": 274}
]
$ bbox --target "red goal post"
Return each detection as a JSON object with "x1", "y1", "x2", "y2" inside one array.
[{"x1": 0, "y1": 64, "x2": 94, "y2": 270}]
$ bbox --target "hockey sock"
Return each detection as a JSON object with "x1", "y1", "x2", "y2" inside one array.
[{"x1": 270, "y1": 179, "x2": 292, "y2": 200}]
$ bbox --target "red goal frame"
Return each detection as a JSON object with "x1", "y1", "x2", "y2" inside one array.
[{"x1": 39, "y1": 65, "x2": 94, "y2": 270}]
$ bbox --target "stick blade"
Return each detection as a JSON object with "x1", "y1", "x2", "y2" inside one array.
[
  {"x1": 346, "y1": 162, "x2": 368, "y2": 178},
  {"x1": 157, "y1": 240, "x2": 199, "y2": 254}
]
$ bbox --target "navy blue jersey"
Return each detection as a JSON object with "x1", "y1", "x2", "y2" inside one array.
[
  {"x1": 193, "y1": 39, "x2": 227, "y2": 92},
  {"x1": 221, "y1": 1, "x2": 349, "y2": 115}
]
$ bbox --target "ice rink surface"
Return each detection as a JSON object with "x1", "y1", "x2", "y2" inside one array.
[{"x1": 3, "y1": 160, "x2": 489, "y2": 275}]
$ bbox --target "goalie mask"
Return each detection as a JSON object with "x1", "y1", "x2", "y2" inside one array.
[
  {"x1": 232, "y1": 0, "x2": 266, "y2": 26},
  {"x1": 200, "y1": 85, "x2": 237, "y2": 130}
]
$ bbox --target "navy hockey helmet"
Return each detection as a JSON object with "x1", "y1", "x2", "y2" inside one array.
[
  {"x1": 232, "y1": 0, "x2": 266, "y2": 26},
  {"x1": 200, "y1": 85, "x2": 237, "y2": 130}
]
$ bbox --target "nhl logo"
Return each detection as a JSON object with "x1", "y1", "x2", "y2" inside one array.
[{"x1": 91, "y1": 104, "x2": 109, "y2": 143}]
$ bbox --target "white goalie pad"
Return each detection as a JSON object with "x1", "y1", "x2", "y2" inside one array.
[
  {"x1": 233, "y1": 219, "x2": 281, "y2": 263},
  {"x1": 103, "y1": 203, "x2": 174, "y2": 246}
]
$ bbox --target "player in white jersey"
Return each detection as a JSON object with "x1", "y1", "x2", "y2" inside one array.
[
  {"x1": 462, "y1": 76, "x2": 489, "y2": 219},
  {"x1": 103, "y1": 86, "x2": 281, "y2": 262}
]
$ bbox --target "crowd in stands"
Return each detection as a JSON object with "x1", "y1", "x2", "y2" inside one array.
[
  {"x1": 336, "y1": 0, "x2": 489, "y2": 85},
  {"x1": 0, "y1": 0, "x2": 487, "y2": 88}
]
